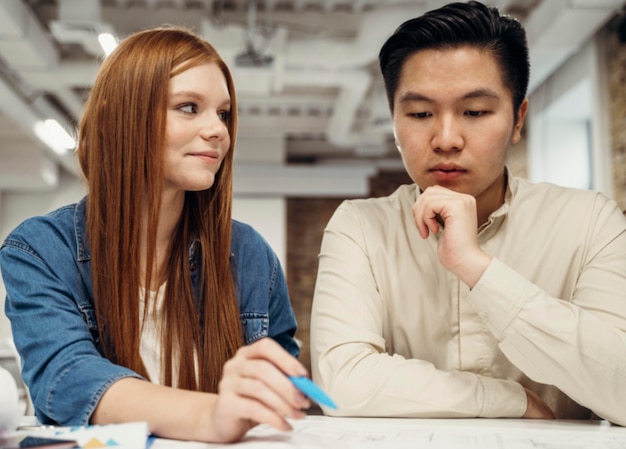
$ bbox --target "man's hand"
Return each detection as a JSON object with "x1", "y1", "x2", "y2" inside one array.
[
  {"x1": 523, "y1": 388, "x2": 556, "y2": 419},
  {"x1": 412, "y1": 185, "x2": 492, "y2": 287}
]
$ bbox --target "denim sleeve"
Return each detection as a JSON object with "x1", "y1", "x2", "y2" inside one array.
[
  {"x1": 266, "y1": 253, "x2": 300, "y2": 358},
  {"x1": 0, "y1": 240, "x2": 142, "y2": 426},
  {"x1": 231, "y1": 221, "x2": 299, "y2": 358}
]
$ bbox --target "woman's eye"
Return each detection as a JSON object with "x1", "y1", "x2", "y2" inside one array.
[
  {"x1": 218, "y1": 110, "x2": 231, "y2": 122},
  {"x1": 179, "y1": 104, "x2": 197, "y2": 114}
]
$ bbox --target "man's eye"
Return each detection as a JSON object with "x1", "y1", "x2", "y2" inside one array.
[
  {"x1": 179, "y1": 104, "x2": 197, "y2": 114},
  {"x1": 466, "y1": 110, "x2": 486, "y2": 117},
  {"x1": 410, "y1": 112, "x2": 431, "y2": 119}
]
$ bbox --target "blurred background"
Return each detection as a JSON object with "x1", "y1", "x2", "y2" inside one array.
[{"x1": 0, "y1": 0, "x2": 625, "y2": 383}]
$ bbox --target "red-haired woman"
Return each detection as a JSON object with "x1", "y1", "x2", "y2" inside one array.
[{"x1": 0, "y1": 26, "x2": 308, "y2": 443}]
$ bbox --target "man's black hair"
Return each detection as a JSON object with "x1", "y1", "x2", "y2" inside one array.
[{"x1": 379, "y1": 1, "x2": 529, "y2": 116}]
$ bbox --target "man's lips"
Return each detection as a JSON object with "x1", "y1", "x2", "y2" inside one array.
[
  {"x1": 429, "y1": 165, "x2": 466, "y2": 180},
  {"x1": 430, "y1": 164, "x2": 465, "y2": 173}
]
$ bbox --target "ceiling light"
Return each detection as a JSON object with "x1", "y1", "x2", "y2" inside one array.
[
  {"x1": 98, "y1": 32, "x2": 118, "y2": 56},
  {"x1": 33, "y1": 119, "x2": 76, "y2": 155}
]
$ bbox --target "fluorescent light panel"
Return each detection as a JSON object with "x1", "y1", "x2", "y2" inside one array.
[
  {"x1": 33, "y1": 119, "x2": 76, "y2": 155},
  {"x1": 98, "y1": 33, "x2": 118, "y2": 56}
]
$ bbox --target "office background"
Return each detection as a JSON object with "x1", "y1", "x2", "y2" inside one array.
[{"x1": 0, "y1": 0, "x2": 625, "y2": 374}]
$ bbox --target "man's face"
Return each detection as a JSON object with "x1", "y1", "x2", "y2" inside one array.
[{"x1": 392, "y1": 46, "x2": 527, "y2": 213}]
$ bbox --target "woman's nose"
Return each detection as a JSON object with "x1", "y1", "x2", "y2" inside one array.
[{"x1": 200, "y1": 113, "x2": 229, "y2": 141}]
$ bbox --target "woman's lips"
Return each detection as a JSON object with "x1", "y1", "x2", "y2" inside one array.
[{"x1": 190, "y1": 152, "x2": 219, "y2": 164}]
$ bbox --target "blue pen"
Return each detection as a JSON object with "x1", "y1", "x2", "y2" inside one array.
[{"x1": 288, "y1": 376, "x2": 338, "y2": 409}]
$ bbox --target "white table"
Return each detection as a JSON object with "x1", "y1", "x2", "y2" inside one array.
[{"x1": 150, "y1": 415, "x2": 626, "y2": 449}]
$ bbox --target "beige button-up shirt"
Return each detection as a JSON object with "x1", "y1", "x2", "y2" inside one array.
[{"x1": 311, "y1": 174, "x2": 626, "y2": 425}]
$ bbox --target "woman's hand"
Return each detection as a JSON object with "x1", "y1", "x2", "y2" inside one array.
[
  {"x1": 210, "y1": 337, "x2": 311, "y2": 443},
  {"x1": 93, "y1": 338, "x2": 309, "y2": 444}
]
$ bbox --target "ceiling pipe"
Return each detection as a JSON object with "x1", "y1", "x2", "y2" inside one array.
[
  {"x1": 52, "y1": 0, "x2": 117, "y2": 57},
  {"x1": 282, "y1": 68, "x2": 372, "y2": 148},
  {"x1": 19, "y1": 62, "x2": 99, "y2": 91},
  {"x1": 204, "y1": 4, "x2": 426, "y2": 149},
  {"x1": 0, "y1": 78, "x2": 59, "y2": 190},
  {"x1": 4, "y1": 0, "x2": 624, "y2": 177},
  {"x1": 0, "y1": 0, "x2": 58, "y2": 70},
  {"x1": 524, "y1": 0, "x2": 625, "y2": 93},
  {"x1": 279, "y1": 5, "x2": 424, "y2": 148},
  {"x1": 201, "y1": 16, "x2": 375, "y2": 149},
  {"x1": 285, "y1": 5, "x2": 425, "y2": 70},
  {"x1": 0, "y1": 0, "x2": 78, "y2": 182}
]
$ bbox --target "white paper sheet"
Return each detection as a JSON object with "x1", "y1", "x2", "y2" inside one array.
[{"x1": 149, "y1": 416, "x2": 626, "y2": 449}]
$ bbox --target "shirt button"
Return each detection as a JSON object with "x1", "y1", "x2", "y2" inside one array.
[{"x1": 478, "y1": 311, "x2": 488, "y2": 320}]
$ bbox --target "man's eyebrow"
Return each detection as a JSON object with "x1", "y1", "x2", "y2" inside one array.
[
  {"x1": 398, "y1": 92, "x2": 432, "y2": 103},
  {"x1": 398, "y1": 88, "x2": 501, "y2": 104},
  {"x1": 462, "y1": 88, "x2": 501, "y2": 100}
]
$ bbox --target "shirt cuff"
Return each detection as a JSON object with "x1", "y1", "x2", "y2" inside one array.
[
  {"x1": 468, "y1": 258, "x2": 532, "y2": 340},
  {"x1": 478, "y1": 375, "x2": 527, "y2": 418}
]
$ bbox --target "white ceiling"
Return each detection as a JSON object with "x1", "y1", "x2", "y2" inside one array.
[{"x1": 0, "y1": 0, "x2": 624, "y2": 192}]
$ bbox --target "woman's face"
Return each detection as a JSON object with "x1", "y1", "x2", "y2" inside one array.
[{"x1": 163, "y1": 62, "x2": 231, "y2": 195}]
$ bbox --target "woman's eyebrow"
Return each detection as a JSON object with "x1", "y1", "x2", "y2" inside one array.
[
  {"x1": 170, "y1": 90, "x2": 204, "y2": 100},
  {"x1": 170, "y1": 90, "x2": 231, "y2": 108}
]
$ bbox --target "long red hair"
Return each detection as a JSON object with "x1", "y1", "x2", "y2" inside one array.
[{"x1": 77, "y1": 26, "x2": 242, "y2": 392}]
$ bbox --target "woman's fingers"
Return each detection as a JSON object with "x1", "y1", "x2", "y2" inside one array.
[
  {"x1": 211, "y1": 337, "x2": 311, "y2": 441},
  {"x1": 222, "y1": 339, "x2": 310, "y2": 409},
  {"x1": 220, "y1": 358, "x2": 310, "y2": 415},
  {"x1": 236, "y1": 337, "x2": 308, "y2": 377}
]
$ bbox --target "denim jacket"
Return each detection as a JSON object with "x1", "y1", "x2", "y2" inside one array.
[{"x1": 0, "y1": 197, "x2": 299, "y2": 426}]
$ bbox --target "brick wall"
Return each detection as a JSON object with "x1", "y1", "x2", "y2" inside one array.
[
  {"x1": 607, "y1": 19, "x2": 626, "y2": 211},
  {"x1": 286, "y1": 197, "x2": 348, "y2": 371}
]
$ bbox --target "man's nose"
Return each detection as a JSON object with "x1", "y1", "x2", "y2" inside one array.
[{"x1": 431, "y1": 114, "x2": 463, "y2": 152}]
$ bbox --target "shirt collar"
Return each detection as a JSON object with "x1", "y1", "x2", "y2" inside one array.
[{"x1": 478, "y1": 168, "x2": 516, "y2": 236}]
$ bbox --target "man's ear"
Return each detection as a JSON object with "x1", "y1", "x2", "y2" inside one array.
[
  {"x1": 393, "y1": 127, "x2": 401, "y2": 152},
  {"x1": 512, "y1": 99, "x2": 529, "y2": 144}
]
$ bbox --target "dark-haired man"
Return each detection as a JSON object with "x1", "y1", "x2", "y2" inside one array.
[{"x1": 311, "y1": 1, "x2": 626, "y2": 424}]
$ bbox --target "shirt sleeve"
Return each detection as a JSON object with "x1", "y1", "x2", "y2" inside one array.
[
  {"x1": 1, "y1": 235, "x2": 142, "y2": 426},
  {"x1": 468, "y1": 198, "x2": 626, "y2": 426},
  {"x1": 310, "y1": 201, "x2": 527, "y2": 418}
]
